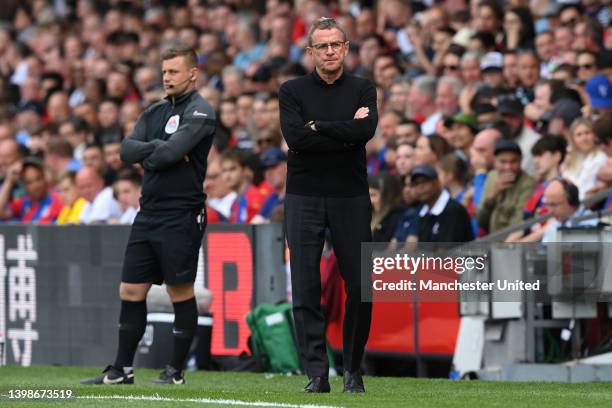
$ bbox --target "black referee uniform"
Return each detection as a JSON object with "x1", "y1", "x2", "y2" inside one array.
[
  {"x1": 120, "y1": 90, "x2": 215, "y2": 285},
  {"x1": 279, "y1": 70, "x2": 378, "y2": 380}
]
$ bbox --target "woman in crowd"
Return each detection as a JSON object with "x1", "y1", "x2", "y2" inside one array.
[
  {"x1": 562, "y1": 118, "x2": 608, "y2": 200},
  {"x1": 369, "y1": 173, "x2": 404, "y2": 242},
  {"x1": 436, "y1": 153, "x2": 471, "y2": 208},
  {"x1": 413, "y1": 134, "x2": 454, "y2": 167}
]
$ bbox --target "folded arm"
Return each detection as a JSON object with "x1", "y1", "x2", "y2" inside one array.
[
  {"x1": 279, "y1": 84, "x2": 351, "y2": 153},
  {"x1": 314, "y1": 81, "x2": 378, "y2": 145},
  {"x1": 120, "y1": 112, "x2": 162, "y2": 164}
]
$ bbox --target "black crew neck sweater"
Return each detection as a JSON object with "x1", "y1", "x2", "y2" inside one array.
[{"x1": 279, "y1": 69, "x2": 378, "y2": 197}]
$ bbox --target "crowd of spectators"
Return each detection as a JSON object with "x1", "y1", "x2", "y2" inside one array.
[{"x1": 0, "y1": 0, "x2": 611, "y2": 243}]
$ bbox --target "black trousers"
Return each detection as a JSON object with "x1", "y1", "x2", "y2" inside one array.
[{"x1": 284, "y1": 193, "x2": 373, "y2": 378}]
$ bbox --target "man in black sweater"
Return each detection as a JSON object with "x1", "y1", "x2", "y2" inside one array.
[
  {"x1": 279, "y1": 17, "x2": 378, "y2": 393},
  {"x1": 410, "y1": 165, "x2": 474, "y2": 243},
  {"x1": 82, "y1": 46, "x2": 215, "y2": 386}
]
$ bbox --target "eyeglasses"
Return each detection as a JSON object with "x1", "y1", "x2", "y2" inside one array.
[
  {"x1": 310, "y1": 41, "x2": 346, "y2": 52},
  {"x1": 443, "y1": 65, "x2": 459, "y2": 71},
  {"x1": 578, "y1": 64, "x2": 595, "y2": 70}
]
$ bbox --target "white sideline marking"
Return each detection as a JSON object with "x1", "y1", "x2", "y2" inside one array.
[{"x1": 78, "y1": 394, "x2": 342, "y2": 408}]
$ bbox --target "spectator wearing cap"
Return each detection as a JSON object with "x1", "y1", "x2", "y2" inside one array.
[
  {"x1": 220, "y1": 149, "x2": 265, "y2": 224},
  {"x1": 251, "y1": 147, "x2": 287, "y2": 224},
  {"x1": 541, "y1": 178, "x2": 597, "y2": 243},
  {"x1": 497, "y1": 95, "x2": 540, "y2": 176},
  {"x1": 506, "y1": 136, "x2": 568, "y2": 242},
  {"x1": 477, "y1": 139, "x2": 536, "y2": 233},
  {"x1": 470, "y1": 86, "x2": 501, "y2": 125},
  {"x1": 56, "y1": 171, "x2": 87, "y2": 225},
  {"x1": 0, "y1": 157, "x2": 63, "y2": 224},
  {"x1": 585, "y1": 75, "x2": 612, "y2": 114},
  {"x1": 444, "y1": 113, "x2": 478, "y2": 160},
  {"x1": 391, "y1": 174, "x2": 421, "y2": 245},
  {"x1": 76, "y1": 166, "x2": 122, "y2": 224},
  {"x1": 562, "y1": 117, "x2": 608, "y2": 199},
  {"x1": 409, "y1": 164, "x2": 473, "y2": 242},
  {"x1": 480, "y1": 52, "x2": 505, "y2": 90}
]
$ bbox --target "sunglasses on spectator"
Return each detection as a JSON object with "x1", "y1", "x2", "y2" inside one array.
[
  {"x1": 310, "y1": 41, "x2": 347, "y2": 51},
  {"x1": 443, "y1": 65, "x2": 460, "y2": 71},
  {"x1": 577, "y1": 64, "x2": 595, "y2": 70}
]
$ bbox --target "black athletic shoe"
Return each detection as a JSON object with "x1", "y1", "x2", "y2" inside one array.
[
  {"x1": 80, "y1": 365, "x2": 134, "y2": 385},
  {"x1": 152, "y1": 365, "x2": 185, "y2": 384}
]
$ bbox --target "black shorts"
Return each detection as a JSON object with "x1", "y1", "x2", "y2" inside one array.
[{"x1": 121, "y1": 209, "x2": 205, "y2": 285}]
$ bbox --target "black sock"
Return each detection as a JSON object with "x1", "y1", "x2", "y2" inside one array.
[
  {"x1": 114, "y1": 300, "x2": 147, "y2": 370},
  {"x1": 170, "y1": 297, "x2": 198, "y2": 371}
]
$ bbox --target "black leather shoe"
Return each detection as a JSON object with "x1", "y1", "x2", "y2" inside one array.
[
  {"x1": 343, "y1": 371, "x2": 365, "y2": 393},
  {"x1": 303, "y1": 377, "x2": 330, "y2": 393}
]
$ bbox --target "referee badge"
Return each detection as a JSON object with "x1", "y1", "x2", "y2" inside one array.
[{"x1": 165, "y1": 114, "x2": 180, "y2": 134}]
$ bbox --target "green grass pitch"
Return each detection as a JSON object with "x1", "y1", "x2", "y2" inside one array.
[{"x1": 1, "y1": 366, "x2": 612, "y2": 407}]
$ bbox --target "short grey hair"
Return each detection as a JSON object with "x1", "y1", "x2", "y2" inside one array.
[
  {"x1": 307, "y1": 17, "x2": 347, "y2": 47},
  {"x1": 412, "y1": 75, "x2": 437, "y2": 101},
  {"x1": 222, "y1": 65, "x2": 244, "y2": 79},
  {"x1": 461, "y1": 51, "x2": 482, "y2": 65},
  {"x1": 437, "y1": 76, "x2": 464, "y2": 97}
]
